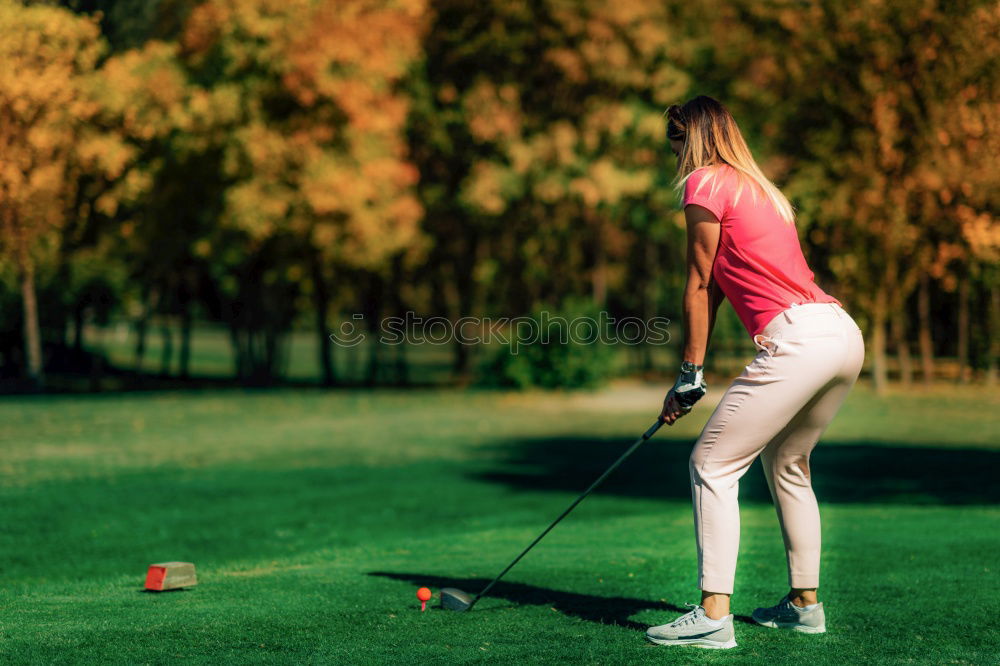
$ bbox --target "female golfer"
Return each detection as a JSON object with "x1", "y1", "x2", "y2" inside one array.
[{"x1": 645, "y1": 96, "x2": 864, "y2": 650}]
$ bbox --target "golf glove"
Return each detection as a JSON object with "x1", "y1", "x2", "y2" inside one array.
[{"x1": 671, "y1": 361, "x2": 707, "y2": 411}]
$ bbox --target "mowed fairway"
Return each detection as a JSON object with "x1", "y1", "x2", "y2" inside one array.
[{"x1": 1, "y1": 384, "x2": 998, "y2": 664}]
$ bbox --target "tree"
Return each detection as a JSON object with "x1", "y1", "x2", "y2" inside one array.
[
  {"x1": 705, "y1": 0, "x2": 1000, "y2": 392},
  {"x1": 0, "y1": 0, "x2": 106, "y2": 389},
  {"x1": 176, "y1": 0, "x2": 427, "y2": 384},
  {"x1": 412, "y1": 0, "x2": 691, "y2": 376},
  {"x1": 88, "y1": 40, "x2": 227, "y2": 382}
]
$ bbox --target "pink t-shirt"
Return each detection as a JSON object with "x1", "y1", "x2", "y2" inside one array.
[{"x1": 682, "y1": 164, "x2": 840, "y2": 337}]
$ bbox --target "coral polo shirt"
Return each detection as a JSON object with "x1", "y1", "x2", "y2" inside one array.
[{"x1": 682, "y1": 164, "x2": 841, "y2": 337}]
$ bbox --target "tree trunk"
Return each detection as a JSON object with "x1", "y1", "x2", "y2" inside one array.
[
  {"x1": 451, "y1": 235, "x2": 479, "y2": 380},
  {"x1": 957, "y1": 276, "x2": 970, "y2": 383},
  {"x1": 452, "y1": 332, "x2": 470, "y2": 381},
  {"x1": 89, "y1": 335, "x2": 103, "y2": 392},
  {"x1": 871, "y1": 285, "x2": 889, "y2": 395},
  {"x1": 134, "y1": 284, "x2": 159, "y2": 379},
  {"x1": 366, "y1": 327, "x2": 380, "y2": 385},
  {"x1": 917, "y1": 273, "x2": 934, "y2": 385},
  {"x1": 890, "y1": 307, "x2": 912, "y2": 387},
  {"x1": 391, "y1": 256, "x2": 409, "y2": 387},
  {"x1": 179, "y1": 300, "x2": 192, "y2": 380},
  {"x1": 988, "y1": 276, "x2": 998, "y2": 387},
  {"x1": 20, "y1": 257, "x2": 44, "y2": 391},
  {"x1": 263, "y1": 325, "x2": 279, "y2": 386},
  {"x1": 394, "y1": 345, "x2": 408, "y2": 386},
  {"x1": 640, "y1": 240, "x2": 656, "y2": 372},
  {"x1": 592, "y1": 216, "x2": 607, "y2": 306},
  {"x1": 366, "y1": 273, "x2": 383, "y2": 386},
  {"x1": 310, "y1": 249, "x2": 336, "y2": 387},
  {"x1": 73, "y1": 301, "x2": 85, "y2": 351},
  {"x1": 229, "y1": 320, "x2": 244, "y2": 381},
  {"x1": 159, "y1": 317, "x2": 173, "y2": 378}
]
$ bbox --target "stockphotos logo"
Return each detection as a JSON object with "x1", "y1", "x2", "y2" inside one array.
[{"x1": 329, "y1": 311, "x2": 671, "y2": 354}]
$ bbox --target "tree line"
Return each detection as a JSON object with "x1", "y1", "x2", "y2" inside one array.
[{"x1": 1, "y1": 0, "x2": 997, "y2": 393}]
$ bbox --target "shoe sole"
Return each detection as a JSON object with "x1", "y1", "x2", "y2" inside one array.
[
  {"x1": 752, "y1": 615, "x2": 826, "y2": 634},
  {"x1": 646, "y1": 636, "x2": 738, "y2": 649}
]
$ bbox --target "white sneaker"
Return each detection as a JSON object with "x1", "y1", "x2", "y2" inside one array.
[
  {"x1": 752, "y1": 594, "x2": 826, "y2": 633},
  {"x1": 645, "y1": 603, "x2": 737, "y2": 649}
]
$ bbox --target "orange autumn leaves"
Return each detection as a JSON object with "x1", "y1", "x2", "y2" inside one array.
[
  {"x1": 174, "y1": 0, "x2": 426, "y2": 265},
  {"x1": 455, "y1": 0, "x2": 687, "y2": 219},
  {"x1": 1, "y1": 0, "x2": 997, "y2": 391},
  {"x1": 1, "y1": 0, "x2": 428, "y2": 386},
  {"x1": 1, "y1": 0, "x2": 426, "y2": 270},
  {"x1": 0, "y1": 2, "x2": 103, "y2": 249}
]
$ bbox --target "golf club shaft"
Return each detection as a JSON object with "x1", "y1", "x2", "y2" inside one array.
[{"x1": 466, "y1": 420, "x2": 664, "y2": 611}]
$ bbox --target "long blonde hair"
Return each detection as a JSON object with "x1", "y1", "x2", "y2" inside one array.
[{"x1": 665, "y1": 96, "x2": 796, "y2": 224}]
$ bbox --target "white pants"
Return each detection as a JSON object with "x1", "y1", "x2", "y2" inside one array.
[{"x1": 690, "y1": 302, "x2": 865, "y2": 594}]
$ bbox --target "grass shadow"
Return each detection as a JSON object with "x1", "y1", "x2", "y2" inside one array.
[
  {"x1": 473, "y1": 435, "x2": 1000, "y2": 505},
  {"x1": 368, "y1": 571, "x2": 756, "y2": 630}
]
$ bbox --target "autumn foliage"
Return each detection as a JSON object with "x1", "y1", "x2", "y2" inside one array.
[
  {"x1": 0, "y1": 0, "x2": 996, "y2": 390},
  {"x1": 0, "y1": 0, "x2": 105, "y2": 388}
]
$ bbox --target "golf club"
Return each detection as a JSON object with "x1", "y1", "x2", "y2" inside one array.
[{"x1": 441, "y1": 419, "x2": 666, "y2": 612}]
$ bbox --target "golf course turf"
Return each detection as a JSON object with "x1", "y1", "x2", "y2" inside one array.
[{"x1": 1, "y1": 384, "x2": 997, "y2": 664}]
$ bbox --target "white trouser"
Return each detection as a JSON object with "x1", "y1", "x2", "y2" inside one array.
[{"x1": 690, "y1": 302, "x2": 865, "y2": 594}]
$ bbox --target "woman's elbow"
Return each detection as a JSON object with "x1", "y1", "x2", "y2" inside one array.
[{"x1": 685, "y1": 275, "x2": 713, "y2": 293}]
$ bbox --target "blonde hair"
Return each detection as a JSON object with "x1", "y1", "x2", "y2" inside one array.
[{"x1": 664, "y1": 96, "x2": 796, "y2": 224}]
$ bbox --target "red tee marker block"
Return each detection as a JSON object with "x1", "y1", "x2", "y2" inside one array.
[{"x1": 145, "y1": 562, "x2": 197, "y2": 591}]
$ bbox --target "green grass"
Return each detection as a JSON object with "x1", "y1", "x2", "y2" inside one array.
[{"x1": 1, "y1": 383, "x2": 998, "y2": 664}]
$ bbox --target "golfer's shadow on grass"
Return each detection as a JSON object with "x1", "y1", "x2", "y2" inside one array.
[
  {"x1": 474, "y1": 435, "x2": 1000, "y2": 505},
  {"x1": 367, "y1": 572, "x2": 755, "y2": 630}
]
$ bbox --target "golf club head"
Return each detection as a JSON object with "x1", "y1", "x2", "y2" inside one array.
[{"x1": 440, "y1": 587, "x2": 474, "y2": 612}]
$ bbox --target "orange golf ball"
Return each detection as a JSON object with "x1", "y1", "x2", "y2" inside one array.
[{"x1": 416, "y1": 587, "x2": 432, "y2": 602}]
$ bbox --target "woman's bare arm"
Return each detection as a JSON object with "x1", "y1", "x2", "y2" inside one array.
[
  {"x1": 681, "y1": 204, "x2": 722, "y2": 365},
  {"x1": 706, "y1": 276, "x2": 727, "y2": 350},
  {"x1": 661, "y1": 203, "x2": 721, "y2": 424}
]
